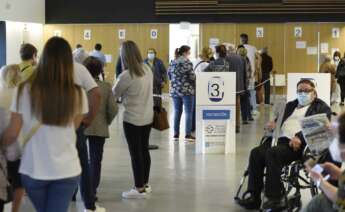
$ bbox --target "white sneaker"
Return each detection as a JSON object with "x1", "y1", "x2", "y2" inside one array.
[
  {"x1": 122, "y1": 189, "x2": 147, "y2": 199},
  {"x1": 84, "y1": 205, "x2": 106, "y2": 212},
  {"x1": 145, "y1": 185, "x2": 152, "y2": 193}
]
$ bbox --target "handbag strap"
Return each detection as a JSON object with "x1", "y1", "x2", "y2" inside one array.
[{"x1": 22, "y1": 122, "x2": 41, "y2": 148}]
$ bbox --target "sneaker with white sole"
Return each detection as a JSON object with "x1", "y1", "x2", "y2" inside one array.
[
  {"x1": 145, "y1": 185, "x2": 152, "y2": 193},
  {"x1": 84, "y1": 205, "x2": 106, "y2": 212},
  {"x1": 122, "y1": 189, "x2": 147, "y2": 199}
]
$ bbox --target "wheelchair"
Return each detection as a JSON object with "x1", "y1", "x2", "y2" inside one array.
[{"x1": 234, "y1": 135, "x2": 320, "y2": 212}]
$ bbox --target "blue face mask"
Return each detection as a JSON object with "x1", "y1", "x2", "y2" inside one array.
[{"x1": 297, "y1": 92, "x2": 312, "y2": 106}]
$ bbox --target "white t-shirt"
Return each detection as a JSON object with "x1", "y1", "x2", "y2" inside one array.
[
  {"x1": 244, "y1": 44, "x2": 257, "y2": 75},
  {"x1": 113, "y1": 64, "x2": 154, "y2": 126},
  {"x1": 194, "y1": 59, "x2": 209, "y2": 73},
  {"x1": 11, "y1": 85, "x2": 88, "y2": 180},
  {"x1": 74, "y1": 62, "x2": 98, "y2": 92},
  {"x1": 280, "y1": 105, "x2": 310, "y2": 139}
]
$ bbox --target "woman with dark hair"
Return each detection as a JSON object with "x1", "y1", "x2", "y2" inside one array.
[
  {"x1": 83, "y1": 56, "x2": 118, "y2": 200},
  {"x1": 168, "y1": 45, "x2": 195, "y2": 142},
  {"x1": 336, "y1": 52, "x2": 345, "y2": 106},
  {"x1": 113, "y1": 41, "x2": 154, "y2": 199},
  {"x1": 1, "y1": 37, "x2": 88, "y2": 212}
]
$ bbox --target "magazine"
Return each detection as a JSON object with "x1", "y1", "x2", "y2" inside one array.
[{"x1": 300, "y1": 113, "x2": 333, "y2": 155}]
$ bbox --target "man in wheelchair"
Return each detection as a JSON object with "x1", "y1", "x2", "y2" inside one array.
[{"x1": 238, "y1": 79, "x2": 332, "y2": 211}]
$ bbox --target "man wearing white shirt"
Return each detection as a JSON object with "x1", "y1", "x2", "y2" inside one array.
[
  {"x1": 240, "y1": 33, "x2": 258, "y2": 114},
  {"x1": 90, "y1": 44, "x2": 106, "y2": 67}
]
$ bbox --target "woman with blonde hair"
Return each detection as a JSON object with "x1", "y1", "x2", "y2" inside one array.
[
  {"x1": 194, "y1": 47, "x2": 214, "y2": 73},
  {"x1": 113, "y1": 40, "x2": 154, "y2": 199},
  {"x1": 1, "y1": 37, "x2": 88, "y2": 212}
]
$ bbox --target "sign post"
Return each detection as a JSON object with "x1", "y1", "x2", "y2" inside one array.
[{"x1": 196, "y1": 72, "x2": 236, "y2": 154}]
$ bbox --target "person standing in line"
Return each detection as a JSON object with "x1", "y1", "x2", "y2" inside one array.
[
  {"x1": 168, "y1": 45, "x2": 196, "y2": 142},
  {"x1": 90, "y1": 43, "x2": 106, "y2": 67},
  {"x1": 240, "y1": 33, "x2": 259, "y2": 115},
  {"x1": 336, "y1": 53, "x2": 345, "y2": 106},
  {"x1": 237, "y1": 45, "x2": 254, "y2": 125},
  {"x1": 1, "y1": 37, "x2": 89, "y2": 212},
  {"x1": 333, "y1": 51, "x2": 341, "y2": 68},
  {"x1": 224, "y1": 44, "x2": 249, "y2": 133},
  {"x1": 5, "y1": 43, "x2": 39, "y2": 212},
  {"x1": 255, "y1": 52, "x2": 263, "y2": 104},
  {"x1": 0, "y1": 65, "x2": 23, "y2": 212},
  {"x1": 19, "y1": 43, "x2": 38, "y2": 83},
  {"x1": 83, "y1": 56, "x2": 118, "y2": 201},
  {"x1": 144, "y1": 48, "x2": 167, "y2": 108},
  {"x1": 260, "y1": 47, "x2": 273, "y2": 105},
  {"x1": 113, "y1": 41, "x2": 154, "y2": 199},
  {"x1": 73, "y1": 44, "x2": 89, "y2": 64},
  {"x1": 192, "y1": 47, "x2": 213, "y2": 133}
]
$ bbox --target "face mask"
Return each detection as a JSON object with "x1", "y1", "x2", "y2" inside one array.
[
  {"x1": 148, "y1": 53, "x2": 155, "y2": 61},
  {"x1": 215, "y1": 53, "x2": 220, "y2": 59},
  {"x1": 329, "y1": 138, "x2": 343, "y2": 162},
  {"x1": 297, "y1": 92, "x2": 313, "y2": 106},
  {"x1": 334, "y1": 56, "x2": 340, "y2": 61}
]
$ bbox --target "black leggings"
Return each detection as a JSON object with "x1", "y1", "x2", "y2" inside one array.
[{"x1": 123, "y1": 122, "x2": 152, "y2": 188}]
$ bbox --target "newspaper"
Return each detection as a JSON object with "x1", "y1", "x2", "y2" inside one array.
[{"x1": 300, "y1": 113, "x2": 333, "y2": 155}]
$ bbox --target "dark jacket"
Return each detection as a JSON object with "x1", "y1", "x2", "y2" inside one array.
[
  {"x1": 279, "y1": 98, "x2": 331, "y2": 147},
  {"x1": 144, "y1": 58, "x2": 167, "y2": 88},
  {"x1": 261, "y1": 52, "x2": 273, "y2": 78},
  {"x1": 115, "y1": 56, "x2": 122, "y2": 79},
  {"x1": 226, "y1": 53, "x2": 246, "y2": 92}
]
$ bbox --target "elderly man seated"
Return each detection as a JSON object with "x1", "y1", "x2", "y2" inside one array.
[{"x1": 238, "y1": 79, "x2": 332, "y2": 211}]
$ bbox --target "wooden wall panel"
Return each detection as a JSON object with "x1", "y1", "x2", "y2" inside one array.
[
  {"x1": 319, "y1": 23, "x2": 345, "y2": 59},
  {"x1": 285, "y1": 23, "x2": 319, "y2": 73},
  {"x1": 200, "y1": 23, "x2": 237, "y2": 50},
  {"x1": 235, "y1": 24, "x2": 285, "y2": 75},
  {"x1": 43, "y1": 24, "x2": 169, "y2": 83}
]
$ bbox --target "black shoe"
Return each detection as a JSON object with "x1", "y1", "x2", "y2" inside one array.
[
  {"x1": 243, "y1": 121, "x2": 249, "y2": 125},
  {"x1": 340, "y1": 102, "x2": 344, "y2": 106},
  {"x1": 238, "y1": 196, "x2": 261, "y2": 210},
  {"x1": 249, "y1": 117, "x2": 254, "y2": 121},
  {"x1": 173, "y1": 134, "x2": 179, "y2": 141},
  {"x1": 262, "y1": 198, "x2": 286, "y2": 211},
  {"x1": 185, "y1": 135, "x2": 195, "y2": 142}
]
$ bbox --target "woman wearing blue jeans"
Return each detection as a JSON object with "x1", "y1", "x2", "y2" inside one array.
[
  {"x1": 168, "y1": 45, "x2": 195, "y2": 142},
  {"x1": 2, "y1": 37, "x2": 88, "y2": 212}
]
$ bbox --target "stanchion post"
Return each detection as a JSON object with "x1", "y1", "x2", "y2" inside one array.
[{"x1": 272, "y1": 70, "x2": 277, "y2": 105}]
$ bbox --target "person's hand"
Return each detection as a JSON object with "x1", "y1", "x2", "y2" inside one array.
[
  {"x1": 321, "y1": 162, "x2": 342, "y2": 180},
  {"x1": 289, "y1": 137, "x2": 302, "y2": 151},
  {"x1": 265, "y1": 121, "x2": 276, "y2": 131},
  {"x1": 82, "y1": 115, "x2": 92, "y2": 128}
]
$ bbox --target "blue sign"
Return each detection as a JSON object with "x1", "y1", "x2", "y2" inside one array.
[
  {"x1": 203, "y1": 110, "x2": 230, "y2": 120},
  {"x1": 208, "y1": 76, "x2": 224, "y2": 102}
]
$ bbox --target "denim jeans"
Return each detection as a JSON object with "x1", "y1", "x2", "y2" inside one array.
[
  {"x1": 76, "y1": 126, "x2": 96, "y2": 210},
  {"x1": 21, "y1": 174, "x2": 79, "y2": 212},
  {"x1": 249, "y1": 89, "x2": 257, "y2": 111},
  {"x1": 88, "y1": 136, "x2": 106, "y2": 197},
  {"x1": 172, "y1": 96, "x2": 194, "y2": 136}
]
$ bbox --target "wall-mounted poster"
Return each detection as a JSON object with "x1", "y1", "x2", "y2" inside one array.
[
  {"x1": 256, "y1": 27, "x2": 264, "y2": 38},
  {"x1": 150, "y1": 29, "x2": 158, "y2": 39},
  {"x1": 294, "y1": 26, "x2": 302, "y2": 38},
  {"x1": 118, "y1": 29, "x2": 126, "y2": 40},
  {"x1": 332, "y1": 28, "x2": 340, "y2": 38},
  {"x1": 84, "y1": 29, "x2": 91, "y2": 40}
]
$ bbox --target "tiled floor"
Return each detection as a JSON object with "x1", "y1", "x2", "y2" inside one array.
[{"x1": 7, "y1": 102, "x2": 344, "y2": 212}]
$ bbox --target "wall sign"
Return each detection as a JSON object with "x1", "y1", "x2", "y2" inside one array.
[
  {"x1": 332, "y1": 28, "x2": 340, "y2": 38},
  {"x1": 150, "y1": 29, "x2": 158, "y2": 39},
  {"x1": 84, "y1": 29, "x2": 91, "y2": 40},
  {"x1": 307, "y1": 46, "x2": 318, "y2": 55},
  {"x1": 320, "y1": 43, "x2": 329, "y2": 54},
  {"x1": 53, "y1": 30, "x2": 62, "y2": 37},
  {"x1": 118, "y1": 29, "x2": 126, "y2": 40},
  {"x1": 294, "y1": 26, "x2": 302, "y2": 38},
  {"x1": 296, "y1": 41, "x2": 306, "y2": 49},
  {"x1": 256, "y1": 27, "x2": 264, "y2": 38}
]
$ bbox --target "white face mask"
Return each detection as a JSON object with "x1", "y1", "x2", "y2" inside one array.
[
  {"x1": 334, "y1": 56, "x2": 340, "y2": 61},
  {"x1": 329, "y1": 138, "x2": 343, "y2": 162},
  {"x1": 148, "y1": 53, "x2": 155, "y2": 61}
]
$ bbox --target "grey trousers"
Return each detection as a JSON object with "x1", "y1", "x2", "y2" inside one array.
[{"x1": 303, "y1": 194, "x2": 336, "y2": 212}]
